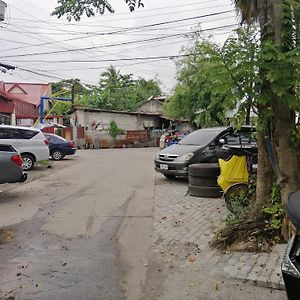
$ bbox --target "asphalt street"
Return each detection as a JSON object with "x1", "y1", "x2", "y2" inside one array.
[{"x1": 0, "y1": 148, "x2": 157, "y2": 300}]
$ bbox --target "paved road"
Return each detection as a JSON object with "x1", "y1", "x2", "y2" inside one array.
[
  {"x1": 0, "y1": 148, "x2": 288, "y2": 300},
  {"x1": 0, "y1": 148, "x2": 158, "y2": 300}
]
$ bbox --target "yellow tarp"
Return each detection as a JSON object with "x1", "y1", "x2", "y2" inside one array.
[{"x1": 217, "y1": 155, "x2": 249, "y2": 192}]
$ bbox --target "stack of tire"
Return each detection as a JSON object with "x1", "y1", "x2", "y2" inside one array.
[{"x1": 188, "y1": 163, "x2": 222, "y2": 198}]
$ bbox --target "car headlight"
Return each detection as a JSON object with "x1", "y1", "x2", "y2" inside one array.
[
  {"x1": 175, "y1": 152, "x2": 194, "y2": 162},
  {"x1": 155, "y1": 152, "x2": 161, "y2": 159}
]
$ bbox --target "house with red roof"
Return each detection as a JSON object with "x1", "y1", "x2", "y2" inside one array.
[
  {"x1": 0, "y1": 88, "x2": 15, "y2": 125},
  {"x1": 4, "y1": 82, "x2": 52, "y2": 107},
  {"x1": 0, "y1": 81, "x2": 52, "y2": 126}
]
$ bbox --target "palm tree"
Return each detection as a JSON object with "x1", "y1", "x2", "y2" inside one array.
[{"x1": 99, "y1": 66, "x2": 123, "y2": 89}]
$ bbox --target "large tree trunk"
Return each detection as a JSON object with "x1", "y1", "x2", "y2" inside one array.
[
  {"x1": 252, "y1": 130, "x2": 273, "y2": 217},
  {"x1": 272, "y1": 98, "x2": 300, "y2": 240},
  {"x1": 271, "y1": 99, "x2": 300, "y2": 203},
  {"x1": 270, "y1": 0, "x2": 300, "y2": 202},
  {"x1": 268, "y1": 0, "x2": 300, "y2": 240}
]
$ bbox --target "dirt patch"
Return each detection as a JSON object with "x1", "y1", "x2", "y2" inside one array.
[{"x1": 0, "y1": 229, "x2": 15, "y2": 244}]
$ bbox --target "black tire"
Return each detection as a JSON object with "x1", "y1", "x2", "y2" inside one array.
[
  {"x1": 188, "y1": 184, "x2": 222, "y2": 198},
  {"x1": 188, "y1": 175, "x2": 219, "y2": 187},
  {"x1": 163, "y1": 174, "x2": 176, "y2": 179},
  {"x1": 51, "y1": 149, "x2": 64, "y2": 161},
  {"x1": 188, "y1": 163, "x2": 220, "y2": 178},
  {"x1": 22, "y1": 154, "x2": 35, "y2": 171},
  {"x1": 224, "y1": 183, "x2": 249, "y2": 214}
]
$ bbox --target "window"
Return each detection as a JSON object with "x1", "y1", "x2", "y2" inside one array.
[
  {"x1": 18, "y1": 129, "x2": 38, "y2": 139},
  {"x1": 222, "y1": 129, "x2": 255, "y2": 146},
  {"x1": 179, "y1": 129, "x2": 224, "y2": 146},
  {"x1": 223, "y1": 132, "x2": 240, "y2": 145},
  {"x1": 0, "y1": 144, "x2": 15, "y2": 152},
  {"x1": 0, "y1": 128, "x2": 38, "y2": 139},
  {"x1": 0, "y1": 114, "x2": 11, "y2": 125},
  {"x1": 0, "y1": 128, "x2": 19, "y2": 139},
  {"x1": 47, "y1": 136, "x2": 55, "y2": 143}
]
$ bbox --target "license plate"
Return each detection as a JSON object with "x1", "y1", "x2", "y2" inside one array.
[{"x1": 160, "y1": 164, "x2": 168, "y2": 170}]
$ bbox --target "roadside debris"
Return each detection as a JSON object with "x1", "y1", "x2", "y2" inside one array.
[
  {"x1": 0, "y1": 229, "x2": 15, "y2": 244},
  {"x1": 187, "y1": 255, "x2": 197, "y2": 262}
]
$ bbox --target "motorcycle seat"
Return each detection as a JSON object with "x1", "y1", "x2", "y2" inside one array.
[{"x1": 287, "y1": 190, "x2": 300, "y2": 229}]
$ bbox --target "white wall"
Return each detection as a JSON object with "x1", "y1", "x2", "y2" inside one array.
[{"x1": 73, "y1": 110, "x2": 160, "y2": 131}]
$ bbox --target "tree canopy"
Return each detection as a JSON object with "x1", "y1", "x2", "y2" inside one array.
[
  {"x1": 51, "y1": 66, "x2": 161, "y2": 114},
  {"x1": 165, "y1": 28, "x2": 260, "y2": 128},
  {"x1": 52, "y1": 0, "x2": 144, "y2": 21}
]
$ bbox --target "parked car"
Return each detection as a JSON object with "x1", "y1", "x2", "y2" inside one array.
[
  {"x1": 44, "y1": 133, "x2": 77, "y2": 160},
  {"x1": 0, "y1": 125, "x2": 49, "y2": 171},
  {"x1": 0, "y1": 144, "x2": 27, "y2": 184},
  {"x1": 154, "y1": 126, "x2": 256, "y2": 179}
]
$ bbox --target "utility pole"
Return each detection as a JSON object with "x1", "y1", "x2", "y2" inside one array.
[{"x1": 71, "y1": 84, "x2": 75, "y2": 104}]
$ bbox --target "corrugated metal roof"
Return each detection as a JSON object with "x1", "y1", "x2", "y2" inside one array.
[{"x1": 73, "y1": 106, "x2": 162, "y2": 117}]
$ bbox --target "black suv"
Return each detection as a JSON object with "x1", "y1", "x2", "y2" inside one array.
[{"x1": 154, "y1": 126, "x2": 256, "y2": 178}]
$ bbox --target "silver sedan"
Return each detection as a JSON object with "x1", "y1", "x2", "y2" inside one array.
[{"x1": 0, "y1": 144, "x2": 27, "y2": 184}]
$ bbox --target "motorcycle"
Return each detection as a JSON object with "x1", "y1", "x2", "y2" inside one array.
[{"x1": 281, "y1": 190, "x2": 300, "y2": 300}]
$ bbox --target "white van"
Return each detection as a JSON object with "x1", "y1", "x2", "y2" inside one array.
[{"x1": 0, "y1": 125, "x2": 49, "y2": 170}]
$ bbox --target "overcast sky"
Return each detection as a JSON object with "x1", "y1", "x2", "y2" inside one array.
[{"x1": 0, "y1": 0, "x2": 238, "y2": 93}]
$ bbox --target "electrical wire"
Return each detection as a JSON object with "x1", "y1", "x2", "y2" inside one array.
[
  {"x1": 1, "y1": 9, "x2": 234, "y2": 53},
  {"x1": 1, "y1": 24, "x2": 237, "y2": 59},
  {"x1": 8, "y1": 3, "x2": 232, "y2": 28},
  {"x1": 8, "y1": 0, "x2": 224, "y2": 24},
  {"x1": 2, "y1": 0, "x2": 238, "y2": 88}
]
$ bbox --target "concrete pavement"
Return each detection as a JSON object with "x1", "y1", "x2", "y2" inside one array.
[
  {"x1": 145, "y1": 173, "x2": 286, "y2": 299},
  {"x1": 0, "y1": 148, "x2": 157, "y2": 300}
]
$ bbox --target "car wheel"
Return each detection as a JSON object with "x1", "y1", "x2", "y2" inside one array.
[
  {"x1": 22, "y1": 154, "x2": 35, "y2": 171},
  {"x1": 188, "y1": 163, "x2": 220, "y2": 178},
  {"x1": 52, "y1": 150, "x2": 64, "y2": 161},
  {"x1": 188, "y1": 175, "x2": 219, "y2": 187},
  {"x1": 188, "y1": 184, "x2": 222, "y2": 198}
]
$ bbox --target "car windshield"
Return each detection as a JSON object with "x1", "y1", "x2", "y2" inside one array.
[{"x1": 179, "y1": 129, "x2": 224, "y2": 146}]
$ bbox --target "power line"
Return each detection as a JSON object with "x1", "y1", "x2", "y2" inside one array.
[
  {"x1": 8, "y1": 27, "x2": 233, "y2": 70},
  {"x1": 8, "y1": 3, "x2": 231, "y2": 28},
  {"x1": 2, "y1": 14, "x2": 236, "y2": 36},
  {"x1": 16, "y1": 66, "x2": 97, "y2": 85},
  {"x1": 1, "y1": 24, "x2": 237, "y2": 59},
  {"x1": 6, "y1": 4, "x2": 107, "y2": 60},
  {"x1": 1, "y1": 52, "x2": 223, "y2": 65},
  {"x1": 8, "y1": 0, "x2": 222, "y2": 25},
  {"x1": 0, "y1": 9, "x2": 234, "y2": 54},
  {"x1": 0, "y1": 37, "x2": 38, "y2": 46}
]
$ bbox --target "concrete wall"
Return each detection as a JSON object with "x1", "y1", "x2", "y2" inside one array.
[{"x1": 72, "y1": 109, "x2": 160, "y2": 131}]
